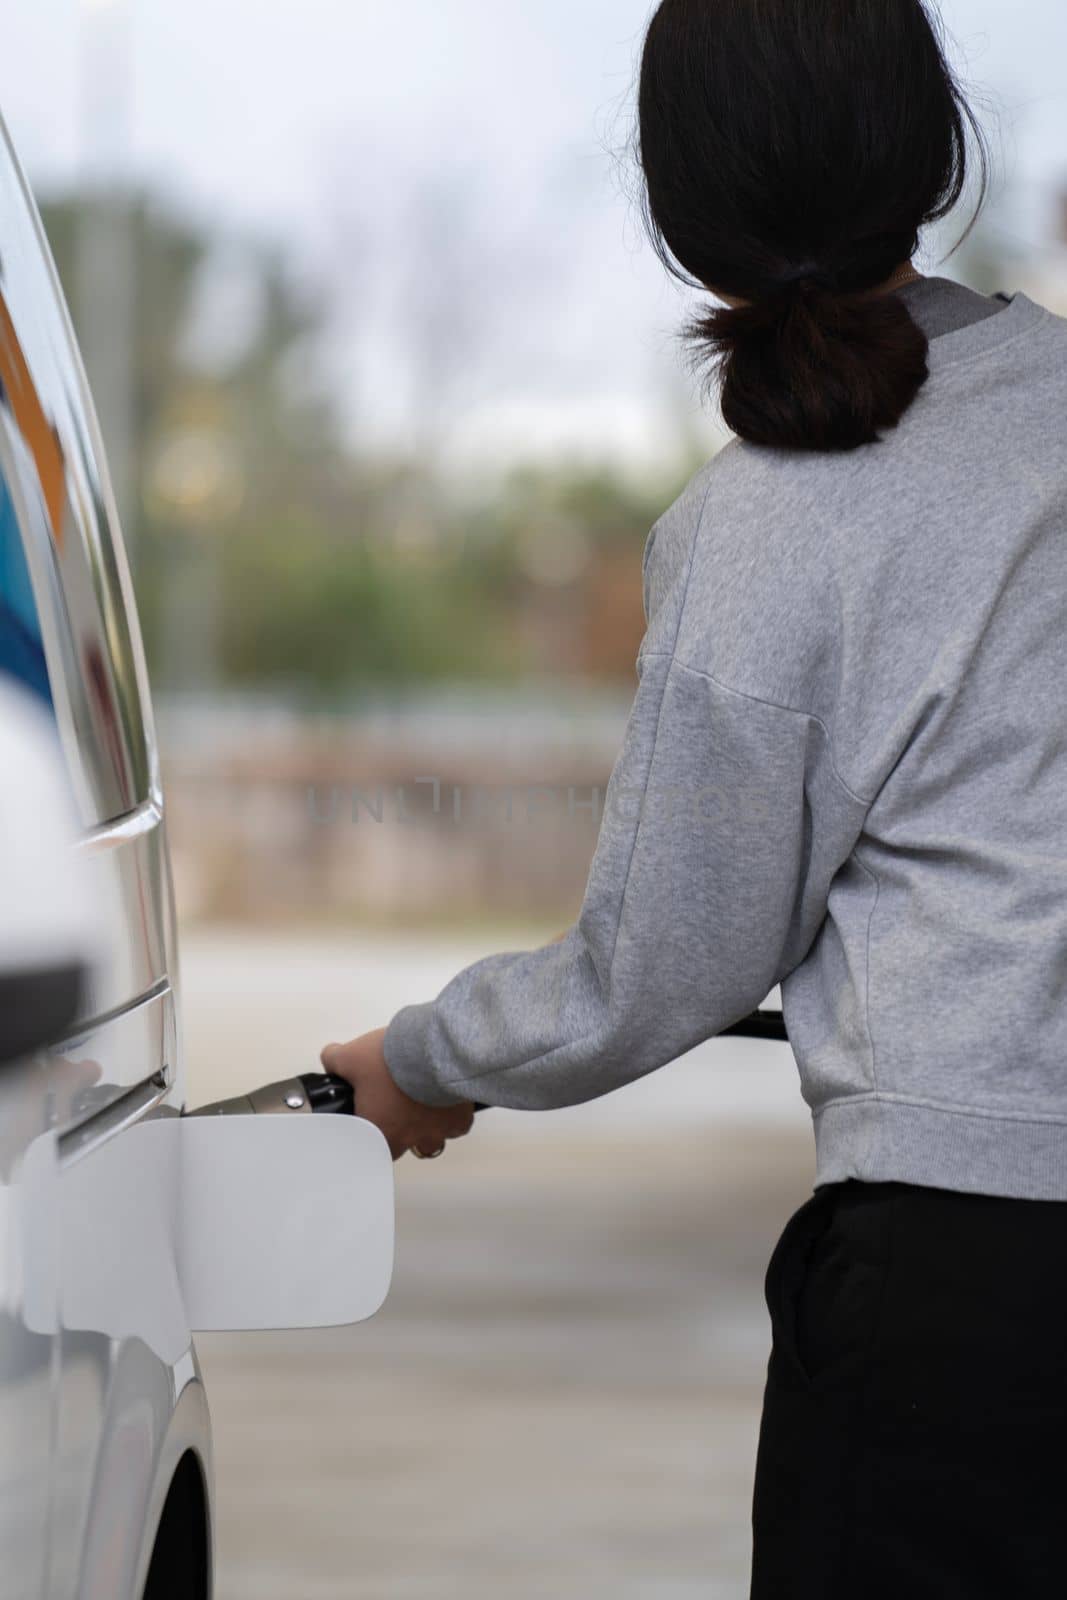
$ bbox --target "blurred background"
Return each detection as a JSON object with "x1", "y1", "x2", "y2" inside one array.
[{"x1": 4, "y1": 1, "x2": 1067, "y2": 1594}]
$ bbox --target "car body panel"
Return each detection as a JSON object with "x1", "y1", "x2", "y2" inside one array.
[
  {"x1": 0, "y1": 98, "x2": 206, "y2": 1600},
  {"x1": 0, "y1": 1055, "x2": 55, "y2": 1600},
  {"x1": 74, "y1": 1346, "x2": 212, "y2": 1600},
  {"x1": 0, "y1": 92, "x2": 394, "y2": 1600}
]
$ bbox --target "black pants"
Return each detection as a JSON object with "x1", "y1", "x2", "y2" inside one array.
[{"x1": 750, "y1": 1178, "x2": 1067, "y2": 1598}]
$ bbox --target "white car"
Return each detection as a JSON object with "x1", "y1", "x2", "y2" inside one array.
[{"x1": 0, "y1": 114, "x2": 394, "y2": 1600}]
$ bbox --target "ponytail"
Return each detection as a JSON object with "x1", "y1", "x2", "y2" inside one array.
[{"x1": 694, "y1": 273, "x2": 930, "y2": 453}]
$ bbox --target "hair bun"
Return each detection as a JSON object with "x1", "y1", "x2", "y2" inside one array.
[{"x1": 696, "y1": 285, "x2": 930, "y2": 453}]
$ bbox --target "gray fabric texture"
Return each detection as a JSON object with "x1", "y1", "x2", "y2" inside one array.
[
  {"x1": 895, "y1": 272, "x2": 1008, "y2": 338},
  {"x1": 383, "y1": 279, "x2": 1067, "y2": 1200}
]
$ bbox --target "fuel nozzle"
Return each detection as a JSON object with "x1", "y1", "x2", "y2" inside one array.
[
  {"x1": 187, "y1": 1071, "x2": 355, "y2": 1118},
  {"x1": 188, "y1": 1072, "x2": 488, "y2": 1119}
]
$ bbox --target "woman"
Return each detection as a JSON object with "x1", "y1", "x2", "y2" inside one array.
[{"x1": 321, "y1": 1, "x2": 1067, "y2": 1593}]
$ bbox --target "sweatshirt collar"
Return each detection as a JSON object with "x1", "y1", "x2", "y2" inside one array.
[{"x1": 919, "y1": 289, "x2": 1051, "y2": 374}]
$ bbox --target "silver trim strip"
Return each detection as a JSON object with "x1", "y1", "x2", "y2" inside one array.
[
  {"x1": 61, "y1": 975, "x2": 171, "y2": 1051},
  {"x1": 77, "y1": 797, "x2": 163, "y2": 855},
  {"x1": 58, "y1": 1071, "x2": 170, "y2": 1170}
]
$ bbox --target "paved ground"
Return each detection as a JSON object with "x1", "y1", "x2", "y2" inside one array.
[{"x1": 185, "y1": 930, "x2": 815, "y2": 1598}]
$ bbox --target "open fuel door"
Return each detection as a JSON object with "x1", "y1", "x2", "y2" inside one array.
[{"x1": 23, "y1": 1107, "x2": 394, "y2": 1365}]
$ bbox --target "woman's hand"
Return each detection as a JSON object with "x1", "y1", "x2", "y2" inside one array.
[{"x1": 320, "y1": 1028, "x2": 475, "y2": 1162}]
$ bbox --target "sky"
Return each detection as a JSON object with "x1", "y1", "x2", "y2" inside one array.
[{"x1": 2, "y1": 0, "x2": 1066, "y2": 472}]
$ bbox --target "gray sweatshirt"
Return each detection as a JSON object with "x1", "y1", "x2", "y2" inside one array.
[{"x1": 383, "y1": 279, "x2": 1067, "y2": 1201}]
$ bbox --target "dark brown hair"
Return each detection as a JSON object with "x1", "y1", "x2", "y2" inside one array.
[{"x1": 636, "y1": 0, "x2": 990, "y2": 452}]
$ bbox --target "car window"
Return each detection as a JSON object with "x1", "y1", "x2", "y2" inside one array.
[
  {"x1": 0, "y1": 118, "x2": 155, "y2": 826},
  {"x1": 0, "y1": 469, "x2": 51, "y2": 709}
]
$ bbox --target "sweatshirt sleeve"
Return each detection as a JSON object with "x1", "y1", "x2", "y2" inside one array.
[{"x1": 381, "y1": 480, "x2": 870, "y2": 1111}]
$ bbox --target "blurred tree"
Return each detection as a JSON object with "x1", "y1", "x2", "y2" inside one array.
[
  {"x1": 38, "y1": 189, "x2": 704, "y2": 701},
  {"x1": 41, "y1": 191, "x2": 363, "y2": 688}
]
